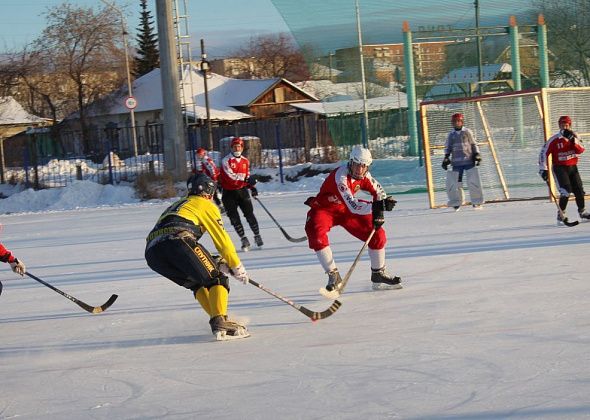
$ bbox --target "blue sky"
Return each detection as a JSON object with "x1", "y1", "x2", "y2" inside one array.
[
  {"x1": 0, "y1": 0, "x2": 537, "y2": 58},
  {"x1": 0, "y1": 0, "x2": 290, "y2": 57}
]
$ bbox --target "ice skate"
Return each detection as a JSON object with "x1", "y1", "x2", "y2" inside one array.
[
  {"x1": 240, "y1": 236, "x2": 251, "y2": 252},
  {"x1": 579, "y1": 209, "x2": 590, "y2": 220},
  {"x1": 254, "y1": 234, "x2": 264, "y2": 247},
  {"x1": 557, "y1": 211, "x2": 568, "y2": 226},
  {"x1": 209, "y1": 315, "x2": 249, "y2": 341},
  {"x1": 472, "y1": 204, "x2": 483, "y2": 210},
  {"x1": 319, "y1": 269, "x2": 344, "y2": 299},
  {"x1": 325, "y1": 269, "x2": 343, "y2": 292},
  {"x1": 371, "y1": 267, "x2": 402, "y2": 291}
]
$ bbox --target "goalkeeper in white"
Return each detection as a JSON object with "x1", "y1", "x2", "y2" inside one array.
[{"x1": 442, "y1": 113, "x2": 484, "y2": 210}]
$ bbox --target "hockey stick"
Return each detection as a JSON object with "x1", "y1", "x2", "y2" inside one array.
[
  {"x1": 25, "y1": 272, "x2": 118, "y2": 314},
  {"x1": 253, "y1": 196, "x2": 307, "y2": 243},
  {"x1": 247, "y1": 278, "x2": 341, "y2": 321},
  {"x1": 320, "y1": 228, "x2": 377, "y2": 299},
  {"x1": 546, "y1": 181, "x2": 579, "y2": 227}
]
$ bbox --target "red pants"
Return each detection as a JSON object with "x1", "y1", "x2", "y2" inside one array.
[{"x1": 305, "y1": 208, "x2": 386, "y2": 251}]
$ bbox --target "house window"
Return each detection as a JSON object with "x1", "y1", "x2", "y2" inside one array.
[{"x1": 274, "y1": 87, "x2": 285, "y2": 103}]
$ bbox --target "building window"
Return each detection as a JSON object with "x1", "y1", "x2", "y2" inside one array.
[{"x1": 274, "y1": 87, "x2": 285, "y2": 103}]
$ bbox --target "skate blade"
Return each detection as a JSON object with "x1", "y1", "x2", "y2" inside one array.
[
  {"x1": 214, "y1": 330, "x2": 251, "y2": 341},
  {"x1": 371, "y1": 283, "x2": 403, "y2": 291},
  {"x1": 319, "y1": 287, "x2": 341, "y2": 300}
]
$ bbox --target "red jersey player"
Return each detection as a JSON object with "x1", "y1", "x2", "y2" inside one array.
[
  {"x1": 539, "y1": 115, "x2": 590, "y2": 224},
  {"x1": 194, "y1": 148, "x2": 225, "y2": 213},
  {"x1": 0, "y1": 242, "x2": 26, "y2": 276},
  {"x1": 219, "y1": 137, "x2": 262, "y2": 251},
  {"x1": 304, "y1": 146, "x2": 401, "y2": 294}
]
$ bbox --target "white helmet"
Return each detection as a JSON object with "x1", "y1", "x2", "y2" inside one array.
[
  {"x1": 349, "y1": 146, "x2": 373, "y2": 166},
  {"x1": 348, "y1": 146, "x2": 372, "y2": 179}
]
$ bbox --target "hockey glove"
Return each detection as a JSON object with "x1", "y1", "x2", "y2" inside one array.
[
  {"x1": 250, "y1": 187, "x2": 259, "y2": 197},
  {"x1": 384, "y1": 196, "x2": 397, "y2": 211},
  {"x1": 372, "y1": 201, "x2": 385, "y2": 228},
  {"x1": 10, "y1": 258, "x2": 26, "y2": 276},
  {"x1": 212, "y1": 255, "x2": 230, "y2": 275},
  {"x1": 539, "y1": 169, "x2": 548, "y2": 182},
  {"x1": 442, "y1": 155, "x2": 451, "y2": 170},
  {"x1": 247, "y1": 176, "x2": 257, "y2": 187},
  {"x1": 304, "y1": 196, "x2": 316, "y2": 207},
  {"x1": 230, "y1": 263, "x2": 249, "y2": 285},
  {"x1": 373, "y1": 197, "x2": 397, "y2": 212},
  {"x1": 474, "y1": 153, "x2": 482, "y2": 166},
  {"x1": 562, "y1": 129, "x2": 575, "y2": 141}
]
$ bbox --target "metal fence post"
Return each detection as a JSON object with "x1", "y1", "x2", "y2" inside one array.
[{"x1": 275, "y1": 123, "x2": 284, "y2": 184}]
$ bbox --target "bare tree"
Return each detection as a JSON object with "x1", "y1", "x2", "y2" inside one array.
[
  {"x1": 534, "y1": 0, "x2": 590, "y2": 86},
  {"x1": 231, "y1": 33, "x2": 310, "y2": 81},
  {"x1": 35, "y1": 2, "x2": 128, "y2": 151},
  {"x1": 0, "y1": 48, "x2": 63, "y2": 124}
]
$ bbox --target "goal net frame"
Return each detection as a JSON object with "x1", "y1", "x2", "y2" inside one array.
[{"x1": 420, "y1": 87, "x2": 590, "y2": 209}]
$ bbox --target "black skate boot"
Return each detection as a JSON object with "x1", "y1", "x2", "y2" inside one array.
[
  {"x1": 325, "y1": 269, "x2": 343, "y2": 292},
  {"x1": 209, "y1": 315, "x2": 249, "y2": 340},
  {"x1": 254, "y1": 234, "x2": 263, "y2": 247},
  {"x1": 579, "y1": 209, "x2": 590, "y2": 220},
  {"x1": 240, "y1": 237, "x2": 251, "y2": 252},
  {"x1": 557, "y1": 211, "x2": 569, "y2": 226},
  {"x1": 371, "y1": 267, "x2": 402, "y2": 291}
]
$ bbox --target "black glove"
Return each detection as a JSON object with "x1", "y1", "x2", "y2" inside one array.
[
  {"x1": 474, "y1": 153, "x2": 482, "y2": 166},
  {"x1": 562, "y1": 129, "x2": 575, "y2": 141},
  {"x1": 373, "y1": 197, "x2": 397, "y2": 212},
  {"x1": 372, "y1": 200, "x2": 385, "y2": 228},
  {"x1": 442, "y1": 155, "x2": 451, "y2": 171},
  {"x1": 384, "y1": 196, "x2": 397, "y2": 211},
  {"x1": 304, "y1": 196, "x2": 315, "y2": 207},
  {"x1": 539, "y1": 169, "x2": 548, "y2": 182},
  {"x1": 247, "y1": 176, "x2": 257, "y2": 187},
  {"x1": 250, "y1": 187, "x2": 258, "y2": 197}
]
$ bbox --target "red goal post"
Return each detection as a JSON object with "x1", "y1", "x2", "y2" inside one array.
[{"x1": 420, "y1": 87, "x2": 590, "y2": 209}]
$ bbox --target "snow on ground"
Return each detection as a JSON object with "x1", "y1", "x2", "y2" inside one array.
[{"x1": 1, "y1": 172, "x2": 590, "y2": 419}]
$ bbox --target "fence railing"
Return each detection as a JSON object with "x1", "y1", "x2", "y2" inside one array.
[{"x1": 3, "y1": 110, "x2": 409, "y2": 189}]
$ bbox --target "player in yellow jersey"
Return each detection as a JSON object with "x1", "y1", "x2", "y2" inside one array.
[{"x1": 145, "y1": 173, "x2": 250, "y2": 340}]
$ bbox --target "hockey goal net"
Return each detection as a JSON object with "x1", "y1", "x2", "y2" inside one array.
[{"x1": 420, "y1": 87, "x2": 590, "y2": 208}]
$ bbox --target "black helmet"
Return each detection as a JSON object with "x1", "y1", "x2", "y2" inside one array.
[{"x1": 187, "y1": 173, "x2": 216, "y2": 196}]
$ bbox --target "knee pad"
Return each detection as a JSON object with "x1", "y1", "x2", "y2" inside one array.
[{"x1": 204, "y1": 272, "x2": 230, "y2": 292}]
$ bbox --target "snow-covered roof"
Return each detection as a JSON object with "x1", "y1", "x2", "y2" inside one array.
[
  {"x1": 92, "y1": 65, "x2": 314, "y2": 122},
  {"x1": 0, "y1": 96, "x2": 46, "y2": 125},
  {"x1": 424, "y1": 63, "x2": 512, "y2": 100},
  {"x1": 291, "y1": 93, "x2": 407, "y2": 115},
  {"x1": 297, "y1": 79, "x2": 401, "y2": 102}
]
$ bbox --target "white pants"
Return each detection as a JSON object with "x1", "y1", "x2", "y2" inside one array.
[{"x1": 446, "y1": 167, "x2": 484, "y2": 207}]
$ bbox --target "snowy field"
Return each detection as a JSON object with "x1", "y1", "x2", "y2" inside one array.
[{"x1": 1, "y1": 186, "x2": 590, "y2": 419}]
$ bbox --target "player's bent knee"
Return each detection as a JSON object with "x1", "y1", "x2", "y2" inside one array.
[{"x1": 205, "y1": 273, "x2": 230, "y2": 292}]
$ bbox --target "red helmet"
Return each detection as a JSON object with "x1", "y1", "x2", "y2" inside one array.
[
  {"x1": 451, "y1": 113, "x2": 464, "y2": 122},
  {"x1": 558, "y1": 115, "x2": 572, "y2": 126},
  {"x1": 196, "y1": 148, "x2": 207, "y2": 157},
  {"x1": 231, "y1": 137, "x2": 244, "y2": 148}
]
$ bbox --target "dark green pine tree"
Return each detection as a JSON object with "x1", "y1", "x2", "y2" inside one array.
[{"x1": 134, "y1": 0, "x2": 159, "y2": 77}]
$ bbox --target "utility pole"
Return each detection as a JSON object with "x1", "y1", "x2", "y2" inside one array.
[
  {"x1": 475, "y1": 0, "x2": 484, "y2": 95},
  {"x1": 99, "y1": 0, "x2": 138, "y2": 156},
  {"x1": 155, "y1": 0, "x2": 186, "y2": 180},
  {"x1": 200, "y1": 39, "x2": 214, "y2": 151},
  {"x1": 355, "y1": 0, "x2": 369, "y2": 148}
]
